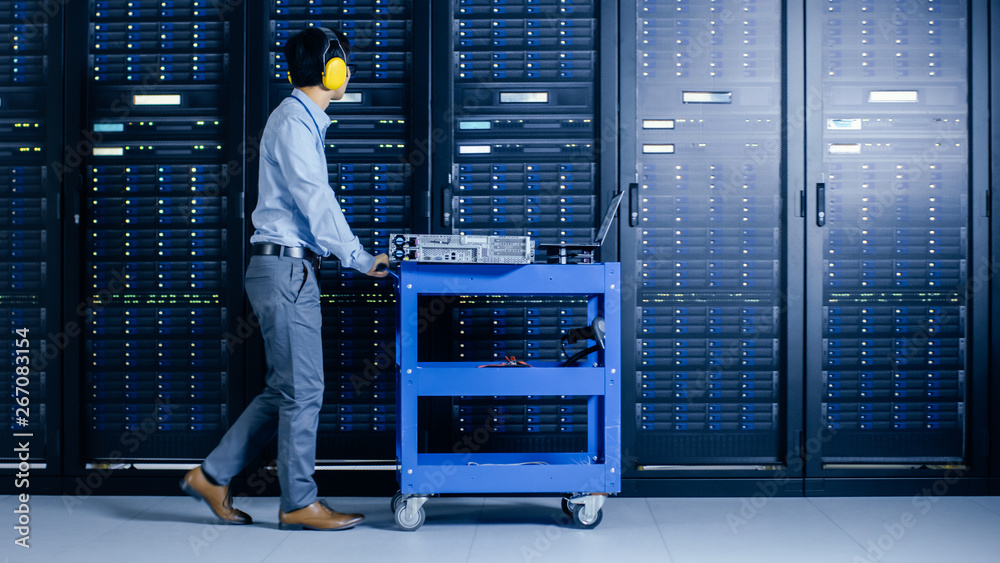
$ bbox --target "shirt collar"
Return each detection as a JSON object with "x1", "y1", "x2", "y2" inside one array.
[{"x1": 290, "y1": 88, "x2": 331, "y2": 136}]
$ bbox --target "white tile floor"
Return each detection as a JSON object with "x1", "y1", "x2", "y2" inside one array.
[{"x1": 2, "y1": 493, "x2": 1000, "y2": 563}]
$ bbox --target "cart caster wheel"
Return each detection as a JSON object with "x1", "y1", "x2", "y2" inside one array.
[
  {"x1": 391, "y1": 491, "x2": 403, "y2": 514},
  {"x1": 571, "y1": 503, "x2": 603, "y2": 529},
  {"x1": 395, "y1": 503, "x2": 426, "y2": 531},
  {"x1": 561, "y1": 497, "x2": 573, "y2": 517}
]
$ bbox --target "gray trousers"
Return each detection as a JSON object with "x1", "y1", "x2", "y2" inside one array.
[{"x1": 203, "y1": 254, "x2": 323, "y2": 513}]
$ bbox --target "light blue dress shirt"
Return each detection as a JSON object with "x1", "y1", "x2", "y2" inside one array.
[{"x1": 250, "y1": 89, "x2": 376, "y2": 274}]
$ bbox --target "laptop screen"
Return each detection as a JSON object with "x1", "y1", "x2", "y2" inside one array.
[{"x1": 594, "y1": 190, "x2": 625, "y2": 246}]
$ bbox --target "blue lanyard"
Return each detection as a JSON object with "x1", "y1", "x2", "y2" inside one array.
[{"x1": 291, "y1": 95, "x2": 324, "y2": 141}]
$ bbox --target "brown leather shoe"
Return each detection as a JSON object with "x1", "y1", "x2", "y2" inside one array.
[
  {"x1": 278, "y1": 500, "x2": 364, "y2": 531},
  {"x1": 180, "y1": 466, "x2": 252, "y2": 525}
]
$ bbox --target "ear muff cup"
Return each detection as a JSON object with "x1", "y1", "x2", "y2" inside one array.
[{"x1": 322, "y1": 56, "x2": 347, "y2": 90}]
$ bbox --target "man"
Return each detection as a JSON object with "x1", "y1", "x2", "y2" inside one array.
[{"x1": 181, "y1": 26, "x2": 389, "y2": 531}]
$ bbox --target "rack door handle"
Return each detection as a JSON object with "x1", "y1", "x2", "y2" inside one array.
[
  {"x1": 628, "y1": 182, "x2": 639, "y2": 227},
  {"x1": 816, "y1": 182, "x2": 826, "y2": 227},
  {"x1": 442, "y1": 185, "x2": 452, "y2": 228}
]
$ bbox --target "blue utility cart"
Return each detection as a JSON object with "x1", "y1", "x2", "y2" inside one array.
[{"x1": 391, "y1": 261, "x2": 621, "y2": 530}]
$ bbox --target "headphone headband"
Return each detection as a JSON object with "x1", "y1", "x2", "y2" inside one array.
[{"x1": 319, "y1": 27, "x2": 347, "y2": 66}]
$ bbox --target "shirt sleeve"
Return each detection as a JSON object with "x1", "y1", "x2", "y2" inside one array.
[{"x1": 271, "y1": 118, "x2": 376, "y2": 274}]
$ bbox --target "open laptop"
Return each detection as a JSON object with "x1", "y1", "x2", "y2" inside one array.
[{"x1": 537, "y1": 190, "x2": 625, "y2": 264}]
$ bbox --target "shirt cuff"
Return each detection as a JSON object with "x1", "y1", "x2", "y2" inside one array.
[{"x1": 352, "y1": 250, "x2": 376, "y2": 274}]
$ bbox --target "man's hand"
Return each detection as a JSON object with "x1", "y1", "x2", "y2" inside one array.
[{"x1": 366, "y1": 253, "x2": 390, "y2": 278}]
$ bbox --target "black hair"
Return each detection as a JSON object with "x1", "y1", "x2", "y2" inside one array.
[{"x1": 284, "y1": 27, "x2": 352, "y2": 88}]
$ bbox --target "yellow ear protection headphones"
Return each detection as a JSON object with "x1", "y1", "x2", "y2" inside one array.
[{"x1": 287, "y1": 27, "x2": 349, "y2": 90}]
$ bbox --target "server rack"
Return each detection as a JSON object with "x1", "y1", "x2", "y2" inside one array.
[
  {"x1": 0, "y1": 0, "x2": 64, "y2": 488},
  {"x1": 258, "y1": 0, "x2": 422, "y2": 475},
  {"x1": 621, "y1": 0, "x2": 799, "y2": 495},
  {"x1": 425, "y1": 0, "x2": 618, "y2": 460},
  {"x1": 64, "y1": 0, "x2": 247, "y2": 478},
  {"x1": 802, "y1": 0, "x2": 990, "y2": 493},
  {"x1": 447, "y1": 0, "x2": 601, "y2": 246}
]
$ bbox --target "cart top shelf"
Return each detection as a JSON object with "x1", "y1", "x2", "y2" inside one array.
[{"x1": 399, "y1": 262, "x2": 619, "y2": 296}]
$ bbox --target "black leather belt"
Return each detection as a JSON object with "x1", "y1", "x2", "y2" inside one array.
[{"x1": 253, "y1": 242, "x2": 322, "y2": 271}]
